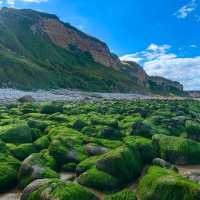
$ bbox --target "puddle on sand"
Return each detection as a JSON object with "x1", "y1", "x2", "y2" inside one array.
[{"x1": 0, "y1": 189, "x2": 21, "y2": 200}]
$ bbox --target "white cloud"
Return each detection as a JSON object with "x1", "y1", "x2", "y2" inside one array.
[
  {"x1": 21, "y1": 0, "x2": 48, "y2": 2},
  {"x1": 120, "y1": 44, "x2": 200, "y2": 91},
  {"x1": 119, "y1": 53, "x2": 143, "y2": 63},
  {"x1": 174, "y1": 0, "x2": 197, "y2": 19},
  {"x1": 4, "y1": 0, "x2": 48, "y2": 7}
]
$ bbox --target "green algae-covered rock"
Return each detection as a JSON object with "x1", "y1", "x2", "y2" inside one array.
[
  {"x1": 0, "y1": 139, "x2": 8, "y2": 153},
  {"x1": 34, "y1": 135, "x2": 50, "y2": 151},
  {"x1": 77, "y1": 155, "x2": 102, "y2": 174},
  {"x1": 131, "y1": 121, "x2": 153, "y2": 138},
  {"x1": 124, "y1": 136, "x2": 155, "y2": 163},
  {"x1": 9, "y1": 143, "x2": 38, "y2": 161},
  {"x1": 0, "y1": 123, "x2": 32, "y2": 144},
  {"x1": 18, "y1": 151, "x2": 58, "y2": 188},
  {"x1": 96, "y1": 146, "x2": 143, "y2": 184},
  {"x1": 105, "y1": 189, "x2": 137, "y2": 200},
  {"x1": 186, "y1": 121, "x2": 200, "y2": 142},
  {"x1": 0, "y1": 153, "x2": 21, "y2": 192},
  {"x1": 21, "y1": 179, "x2": 99, "y2": 200},
  {"x1": 77, "y1": 167, "x2": 120, "y2": 191},
  {"x1": 49, "y1": 127, "x2": 88, "y2": 165},
  {"x1": 27, "y1": 119, "x2": 49, "y2": 131},
  {"x1": 152, "y1": 134, "x2": 200, "y2": 164},
  {"x1": 40, "y1": 103, "x2": 63, "y2": 114},
  {"x1": 138, "y1": 166, "x2": 200, "y2": 200}
]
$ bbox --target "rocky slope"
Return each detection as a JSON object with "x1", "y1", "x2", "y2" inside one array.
[{"x1": 0, "y1": 7, "x2": 184, "y2": 95}]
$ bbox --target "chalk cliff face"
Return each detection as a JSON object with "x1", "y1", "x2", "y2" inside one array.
[{"x1": 0, "y1": 7, "x2": 184, "y2": 95}]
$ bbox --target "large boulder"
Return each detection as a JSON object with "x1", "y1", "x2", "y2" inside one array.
[
  {"x1": 9, "y1": 143, "x2": 38, "y2": 161},
  {"x1": 131, "y1": 121, "x2": 153, "y2": 138},
  {"x1": 138, "y1": 166, "x2": 200, "y2": 200},
  {"x1": 152, "y1": 134, "x2": 200, "y2": 165},
  {"x1": 84, "y1": 143, "x2": 108, "y2": 156},
  {"x1": 20, "y1": 179, "x2": 99, "y2": 200},
  {"x1": 152, "y1": 158, "x2": 178, "y2": 172},
  {"x1": 0, "y1": 153, "x2": 21, "y2": 192},
  {"x1": 186, "y1": 121, "x2": 200, "y2": 142},
  {"x1": 96, "y1": 146, "x2": 143, "y2": 185},
  {"x1": 18, "y1": 151, "x2": 58, "y2": 188},
  {"x1": 0, "y1": 123, "x2": 32, "y2": 144},
  {"x1": 77, "y1": 167, "x2": 120, "y2": 191},
  {"x1": 48, "y1": 128, "x2": 87, "y2": 166},
  {"x1": 18, "y1": 95, "x2": 35, "y2": 103}
]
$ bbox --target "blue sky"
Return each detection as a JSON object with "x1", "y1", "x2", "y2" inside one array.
[{"x1": 0, "y1": 0, "x2": 200, "y2": 90}]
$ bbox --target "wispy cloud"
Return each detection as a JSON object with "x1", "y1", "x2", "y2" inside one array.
[
  {"x1": 120, "y1": 44, "x2": 200, "y2": 90},
  {"x1": 174, "y1": 0, "x2": 198, "y2": 19},
  {"x1": 2, "y1": 0, "x2": 48, "y2": 7}
]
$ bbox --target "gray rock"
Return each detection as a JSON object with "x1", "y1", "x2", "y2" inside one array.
[
  {"x1": 85, "y1": 143, "x2": 108, "y2": 156},
  {"x1": 18, "y1": 95, "x2": 35, "y2": 103},
  {"x1": 20, "y1": 179, "x2": 50, "y2": 200},
  {"x1": 153, "y1": 158, "x2": 178, "y2": 172}
]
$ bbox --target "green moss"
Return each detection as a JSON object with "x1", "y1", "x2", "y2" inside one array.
[
  {"x1": 0, "y1": 153, "x2": 21, "y2": 192},
  {"x1": 25, "y1": 179, "x2": 98, "y2": 200},
  {"x1": 96, "y1": 146, "x2": 143, "y2": 184},
  {"x1": 124, "y1": 136, "x2": 155, "y2": 163},
  {"x1": 61, "y1": 162, "x2": 77, "y2": 172},
  {"x1": 9, "y1": 143, "x2": 37, "y2": 160},
  {"x1": 78, "y1": 167, "x2": 120, "y2": 191},
  {"x1": 49, "y1": 127, "x2": 88, "y2": 165},
  {"x1": 0, "y1": 123, "x2": 32, "y2": 144},
  {"x1": 77, "y1": 155, "x2": 102, "y2": 173},
  {"x1": 138, "y1": 166, "x2": 200, "y2": 200},
  {"x1": 18, "y1": 150, "x2": 58, "y2": 188},
  {"x1": 131, "y1": 120, "x2": 153, "y2": 138},
  {"x1": 105, "y1": 189, "x2": 137, "y2": 200},
  {"x1": 186, "y1": 121, "x2": 200, "y2": 142},
  {"x1": 27, "y1": 119, "x2": 49, "y2": 131},
  {"x1": 152, "y1": 134, "x2": 200, "y2": 164},
  {"x1": 34, "y1": 135, "x2": 50, "y2": 151},
  {"x1": 0, "y1": 139, "x2": 8, "y2": 153},
  {"x1": 40, "y1": 103, "x2": 63, "y2": 114}
]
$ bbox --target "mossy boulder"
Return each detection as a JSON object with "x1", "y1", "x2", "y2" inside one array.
[
  {"x1": 0, "y1": 153, "x2": 21, "y2": 192},
  {"x1": 72, "y1": 119, "x2": 88, "y2": 131},
  {"x1": 76, "y1": 155, "x2": 102, "y2": 174},
  {"x1": 153, "y1": 158, "x2": 178, "y2": 172},
  {"x1": 100, "y1": 126, "x2": 122, "y2": 140},
  {"x1": 34, "y1": 135, "x2": 50, "y2": 151},
  {"x1": 0, "y1": 123, "x2": 32, "y2": 144},
  {"x1": 27, "y1": 119, "x2": 49, "y2": 131},
  {"x1": 9, "y1": 143, "x2": 38, "y2": 161},
  {"x1": 84, "y1": 143, "x2": 108, "y2": 156},
  {"x1": 152, "y1": 134, "x2": 200, "y2": 164},
  {"x1": 131, "y1": 121, "x2": 153, "y2": 138},
  {"x1": 18, "y1": 151, "x2": 58, "y2": 188},
  {"x1": 124, "y1": 136, "x2": 155, "y2": 163},
  {"x1": 96, "y1": 146, "x2": 143, "y2": 184},
  {"x1": 21, "y1": 179, "x2": 99, "y2": 200},
  {"x1": 61, "y1": 162, "x2": 77, "y2": 172},
  {"x1": 77, "y1": 167, "x2": 120, "y2": 191},
  {"x1": 186, "y1": 121, "x2": 200, "y2": 142},
  {"x1": 49, "y1": 128, "x2": 88, "y2": 165},
  {"x1": 0, "y1": 139, "x2": 8, "y2": 153},
  {"x1": 105, "y1": 189, "x2": 137, "y2": 200},
  {"x1": 138, "y1": 166, "x2": 200, "y2": 200},
  {"x1": 40, "y1": 103, "x2": 63, "y2": 114}
]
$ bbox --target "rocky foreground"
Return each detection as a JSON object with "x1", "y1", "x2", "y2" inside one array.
[{"x1": 0, "y1": 100, "x2": 200, "y2": 200}]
